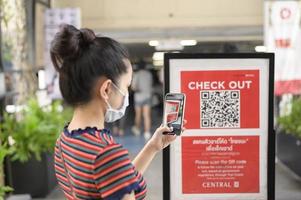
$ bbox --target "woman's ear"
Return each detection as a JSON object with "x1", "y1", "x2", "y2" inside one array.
[{"x1": 99, "y1": 79, "x2": 113, "y2": 101}]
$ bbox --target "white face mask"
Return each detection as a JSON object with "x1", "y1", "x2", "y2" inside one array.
[{"x1": 105, "y1": 83, "x2": 129, "y2": 123}]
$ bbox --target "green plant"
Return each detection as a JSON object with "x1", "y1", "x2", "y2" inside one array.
[
  {"x1": 0, "y1": 142, "x2": 13, "y2": 199},
  {"x1": 0, "y1": 98, "x2": 72, "y2": 162},
  {"x1": 278, "y1": 97, "x2": 301, "y2": 139},
  {"x1": 0, "y1": 186, "x2": 13, "y2": 200}
]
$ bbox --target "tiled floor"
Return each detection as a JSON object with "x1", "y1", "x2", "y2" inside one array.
[{"x1": 275, "y1": 161, "x2": 301, "y2": 200}]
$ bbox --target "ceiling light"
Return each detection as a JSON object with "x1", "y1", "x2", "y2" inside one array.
[
  {"x1": 152, "y1": 52, "x2": 165, "y2": 61},
  {"x1": 149, "y1": 40, "x2": 159, "y2": 47},
  {"x1": 180, "y1": 40, "x2": 197, "y2": 46},
  {"x1": 255, "y1": 46, "x2": 267, "y2": 52}
]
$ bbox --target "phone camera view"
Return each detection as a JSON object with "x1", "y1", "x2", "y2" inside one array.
[{"x1": 165, "y1": 99, "x2": 184, "y2": 134}]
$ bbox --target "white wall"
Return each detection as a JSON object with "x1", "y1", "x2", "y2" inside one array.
[{"x1": 51, "y1": 0, "x2": 263, "y2": 30}]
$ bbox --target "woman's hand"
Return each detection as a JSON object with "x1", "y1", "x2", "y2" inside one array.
[
  {"x1": 147, "y1": 120, "x2": 187, "y2": 152},
  {"x1": 133, "y1": 120, "x2": 187, "y2": 174}
]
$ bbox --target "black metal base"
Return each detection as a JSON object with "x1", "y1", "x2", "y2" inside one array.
[
  {"x1": 277, "y1": 131, "x2": 301, "y2": 178},
  {"x1": 4, "y1": 153, "x2": 57, "y2": 198}
]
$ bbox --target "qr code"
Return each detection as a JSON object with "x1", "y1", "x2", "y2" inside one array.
[{"x1": 200, "y1": 90, "x2": 240, "y2": 128}]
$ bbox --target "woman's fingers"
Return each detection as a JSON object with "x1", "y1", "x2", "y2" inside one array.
[
  {"x1": 157, "y1": 125, "x2": 173, "y2": 134},
  {"x1": 181, "y1": 127, "x2": 186, "y2": 134},
  {"x1": 181, "y1": 119, "x2": 187, "y2": 133},
  {"x1": 166, "y1": 134, "x2": 177, "y2": 141},
  {"x1": 163, "y1": 134, "x2": 177, "y2": 148}
]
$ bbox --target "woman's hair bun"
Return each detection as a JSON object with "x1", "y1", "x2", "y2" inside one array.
[
  {"x1": 50, "y1": 23, "x2": 96, "y2": 73},
  {"x1": 80, "y1": 28, "x2": 96, "y2": 44}
]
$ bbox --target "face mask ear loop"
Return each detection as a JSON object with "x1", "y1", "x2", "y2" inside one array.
[
  {"x1": 111, "y1": 82, "x2": 126, "y2": 96},
  {"x1": 103, "y1": 81, "x2": 116, "y2": 110},
  {"x1": 105, "y1": 99, "x2": 111, "y2": 110}
]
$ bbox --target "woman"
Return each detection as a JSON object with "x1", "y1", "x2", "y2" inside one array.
[{"x1": 51, "y1": 24, "x2": 183, "y2": 200}]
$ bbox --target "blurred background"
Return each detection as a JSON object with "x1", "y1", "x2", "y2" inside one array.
[{"x1": 0, "y1": 0, "x2": 300, "y2": 200}]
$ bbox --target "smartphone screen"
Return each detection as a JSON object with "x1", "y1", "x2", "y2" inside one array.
[{"x1": 163, "y1": 93, "x2": 186, "y2": 135}]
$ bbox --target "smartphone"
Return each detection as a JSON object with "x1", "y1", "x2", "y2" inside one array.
[{"x1": 163, "y1": 93, "x2": 186, "y2": 135}]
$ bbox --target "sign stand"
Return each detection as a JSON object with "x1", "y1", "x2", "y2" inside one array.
[{"x1": 163, "y1": 53, "x2": 275, "y2": 200}]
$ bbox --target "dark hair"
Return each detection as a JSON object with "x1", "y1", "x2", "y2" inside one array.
[
  {"x1": 137, "y1": 59, "x2": 146, "y2": 70},
  {"x1": 50, "y1": 24, "x2": 129, "y2": 106}
]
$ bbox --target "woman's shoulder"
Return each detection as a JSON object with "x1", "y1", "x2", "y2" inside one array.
[{"x1": 60, "y1": 126, "x2": 123, "y2": 155}]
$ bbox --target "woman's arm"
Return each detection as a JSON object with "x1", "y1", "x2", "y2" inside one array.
[
  {"x1": 132, "y1": 125, "x2": 175, "y2": 174},
  {"x1": 132, "y1": 140, "x2": 157, "y2": 174}
]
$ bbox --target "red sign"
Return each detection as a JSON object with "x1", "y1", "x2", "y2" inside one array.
[
  {"x1": 182, "y1": 136, "x2": 260, "y2": 194},
  {"x1": 181, "y1": 70, "x2": 259, "y2": 129}
]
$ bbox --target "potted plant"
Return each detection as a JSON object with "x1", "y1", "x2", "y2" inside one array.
[
  {"x1": 0, "y1": 98, "x2": 72, "y2": 197},
  {"x1": 0, "y1": 142, "x2": 13, "y2": 200},
  {"x1": 277, "y1": 96, "x2": 301, "y2": 177}
]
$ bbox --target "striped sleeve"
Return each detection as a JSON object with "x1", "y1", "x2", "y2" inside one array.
[
  {"x1": 133, "y1": 170, "x2": 147, "y2": 200},
  {"x1": 93, "y1": 143, "x2": 142, "y2": 200}
]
